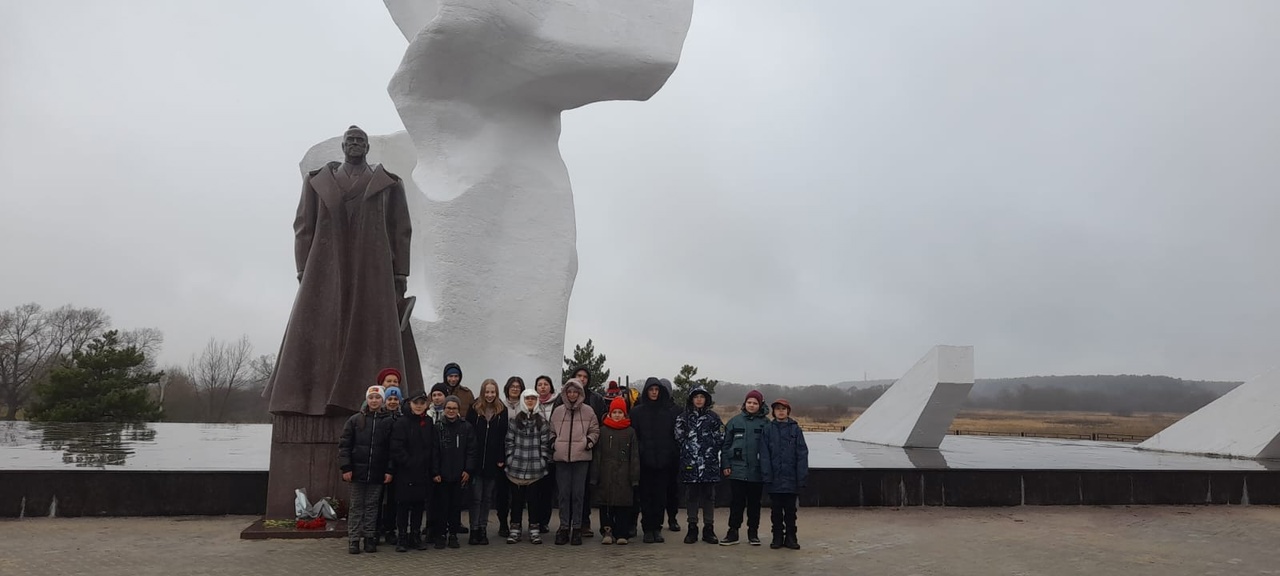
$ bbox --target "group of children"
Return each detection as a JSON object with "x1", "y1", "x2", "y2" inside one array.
[{"x1": 336, "y1": 364, "x2": 810, "y2": 555}]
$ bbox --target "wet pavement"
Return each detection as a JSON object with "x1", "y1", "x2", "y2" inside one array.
[{"x1": 3, "y1": 506, "x2": 1280, "y2": 575}]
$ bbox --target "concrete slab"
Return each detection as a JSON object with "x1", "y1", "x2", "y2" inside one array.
[{"x1": 841, "y1": 346, "x2": 975, "y2": 448}]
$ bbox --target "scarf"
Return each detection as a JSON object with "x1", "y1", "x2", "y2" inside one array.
[{"x1": 603, "y1": 415, "x2": 631, "y2": 430}]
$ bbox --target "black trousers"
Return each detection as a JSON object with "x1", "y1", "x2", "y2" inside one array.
[
  {"x1": 378, "y1": 483, "x2": 397, "y2": 535},
  {"x1": 537, "y1": 463, "x2": 557, "y2": 530},
  {"x1": 396, "y1": 500, "x2": 425, "y2": 539},
  {"x1": 769, "y1": 492, "x2": 798, "y2": 537},
  {"x1": 728, "y1": 479, "x2": 763, "y2": 531},
  {"x1": 430, "y1": 482, "x2": 464, "y2": 537},
  {"x1": 599, "y1": 505, "x2": 636, "y2": 539},
  {"x1": 639, "y1": 466, "x2": 674, "y2": 532},
  {"x1": 666, "y1": 466, "x2": 680, "y2": 520},
  {"x1": 495, "y1": 475, "x2": 511, "y2": 526},
  {"x1": 509, "y1": 477, "x2": 549, "y2": 529}
]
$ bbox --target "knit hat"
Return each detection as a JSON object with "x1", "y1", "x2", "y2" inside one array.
[
  {"x1": 606, "y1": 380, "x2": 621, "y2": 394},
  {"x1": 608, "y1": 395, "x2": 628, "y2": 415},
  {"x1": 444, "y1": 365, "x2": 462, "y2": 378},
  {"x1": 430, "y1": 382, "x2": 451, "y2": 398},
  {"x1": 384, "y1": 386, "x2": 402, "y2": 401},
  {"x1": 771, "y1": 398, "x2": 792, "y2": 411},
  {"x1": 444, "y1": 395, "x2": 462, "y2": 408},
  {"x1": 376, "y1": 367, "x2": 402, "y2": 386},
  {"x1": 366, "y1": 386, "x2": 385, "y2": 399},
  {"x1": 745, "y1": 390, "x2": 764, "y2": 405}
]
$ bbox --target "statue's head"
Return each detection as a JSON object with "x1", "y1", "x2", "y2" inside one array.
[
  {"x1": 385, "y1": 0, "x2": 695, "y2": 110},
  {"x1": 341, "y1": 125, "x2": 369, "y2": 160}
]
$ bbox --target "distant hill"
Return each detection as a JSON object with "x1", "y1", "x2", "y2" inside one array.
[{"x1": 717, "y1": 375, "x2": 1242, "y2": 415}]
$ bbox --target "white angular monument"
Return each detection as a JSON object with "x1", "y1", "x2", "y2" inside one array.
[
  {"x1": 1137, "y1": 368, "x2": 1280, "y2": 460},
  {"x1": 302, "y1": 0, "x2": 695, "y2": 382},
  {"x1": 841, "y1": 346, "x2": 975, "y2": 449}
]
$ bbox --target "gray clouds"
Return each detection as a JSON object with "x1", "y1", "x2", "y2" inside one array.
[{"x1": 3, "y1": 1, "x2": 1279, "y2": 387}]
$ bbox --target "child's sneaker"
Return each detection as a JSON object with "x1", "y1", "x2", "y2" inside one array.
[
  {"x1": 507, "y1": 524, "x2": 521, "y2": 544},
  {"x1": 720, "y1": 527, "x2": 739, "y2": 545},
  {"x1": 530, "y1": 528, "x2": 542, "y2": 545},
  {"x1": 747, "y1": 528, "x2": 761, "y2": 546},
  {"x1": 600, "y1": 527, "x2": 614, "y2": 545}
]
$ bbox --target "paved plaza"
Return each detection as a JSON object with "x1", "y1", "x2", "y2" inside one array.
[{"x1": 3, "y1": 506, "x2": 1279, "y2": 575}]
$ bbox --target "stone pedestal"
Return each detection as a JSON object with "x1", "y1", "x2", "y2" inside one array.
[{"x1": 264, "y1": 414, "x2": 349, "y2": 520}]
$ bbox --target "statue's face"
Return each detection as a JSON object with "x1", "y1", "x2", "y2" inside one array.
[{"x1": 341, "y1": 130, "x2": 369, "y2": 159}]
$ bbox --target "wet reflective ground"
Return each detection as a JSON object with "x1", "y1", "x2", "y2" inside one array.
[
  {"x1": 3, "y1": 423, "x2": 1277, "y2": 471},
  {"x1": 0, "y1": 422, "x2": 270, "y2": 471}
]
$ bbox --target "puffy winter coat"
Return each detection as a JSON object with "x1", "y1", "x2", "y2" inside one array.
[
  {"x1": 434, "y1": 416, "x2": 478, "y2": 483},
  {"x1": 338, "y1": 408, "x2": 395, "y2": 484},
  {"x1": 721, "y1": 405, "x2": 769, "y2": 483},
  {"x1": 674, "y1": 386, "x2": 723, "y2": 483},
  {"x1": 631, "y1": 377, "x2": 679, "y2": 470},
  {"x1": 390, "y1": 410, "x2": 437, "y2": 502},
  {"x1": 549, "y1": 382, "x2": 599, "y2": 463},
  {"x1": 467, "y1": 407, "x2": 508, "y2": 478},
  {"x1": 506, "y1": 408, "x2": 552, "y2": 484},
  {"x1": 590, "y1": 424, "x2": 640, "y2": 506},
  {"x1": 760, "y1": 418, "x2": 809, "y2": 494}
]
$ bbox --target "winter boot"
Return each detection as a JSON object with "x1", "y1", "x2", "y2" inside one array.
[
  {"x1": 446, "y1": 533, "x2": 460, "y2": 549},
  {"x1": 477, "y1": 528, "x2": 490, "y2": 545},
  {"x1": 507, "y1": 524, "x2": 521, "y2": 544},
  {"x1": 570, "y1": 529, "x2": 584, "y2": 546},
  {"x1": 668, "y1": 516, "x2": 681, "y2": 532},
  {"x1": 467, "y1": 531, "x2": 480, "y2": 545},
  {"x1": 642, "y1": 530, "x2": 656, "y2": 544},
  {"x1": 600, "y1": 527, "x2": 614, "y2": 545},
  {"x1": 384, "y1": 530, "x2": 396, "y2": 545},
  {"x1": 702, "y1": 525, "x2": 719, "y2": 545},
  {"x1": 498, "y1": 520, "x2": 509, "y2": 539},
  {"x1": 414, "y1": 533, "x2": 428, "y2": 551},
  {"x1": 654, "y1": 529, "x2": 665, "y2": 543},
  {"x1": 530, "y1": 527, "x2": 543, "y2": 545},
  {"x1": 683, "y1": 523, "x2": 699, "y2": 544},
  {"x1": 395, "y1": 535, "x2": 408, "y2": 553},
  {"x1": 555, "y1": 528, "x2": 569, "y2": 546},
  {"x1": 747, "y1": 528, "x2": 761, "y2": 546},
  {"x1": 363, "y1": 537, "x2": 378, "y2": 553},
  {"x1": 433, "y1": 532, "x2": 447, "y2": 549},
  {"x1": 784, "y1": 533, "x2": 801, "y2": 550},
  {"x1": 721, "y1": 527, "x2": 739, "y2": 546},
  {"x1": 581, "y1": 526, "x2": 594, "y2": 538},
  {"x1": 348, "y1": 540, "x2": 361, "y2": 554},
  {"x1": 770, "y1": 530, "x2": 784, "y2": 549}
]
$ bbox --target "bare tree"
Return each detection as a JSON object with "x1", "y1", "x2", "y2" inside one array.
[
  {"x1": 247, "y1": 354, "x2": 276, "y2": 390},
  {"x1": 0, "y1": 303, "x2": 109, "y2": 420},
  {"x1": 120, "y1": 327, "x2": 164, "y2": 374},
  {"x1": 188, "y1": 336, "x2": 254, "y2": 422}
]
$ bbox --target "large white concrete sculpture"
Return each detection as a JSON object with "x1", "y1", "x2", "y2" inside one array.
[
  {"x1": 389, "y1": 0, "x2": 694, "y2": 382},
  {"x1": 1137, "y1": 368, "x2": 1280, "y2": 459},
  {"x1": 300, "y1": 1, "x2": 694, "y2": 383},
  {"x1": 841, "y1": 346, "x2": 975, "y2": 449}
]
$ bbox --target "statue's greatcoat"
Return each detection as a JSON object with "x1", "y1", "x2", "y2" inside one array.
[{"x1": 266, "y1": 161, "x2": 415, "y2": 415}]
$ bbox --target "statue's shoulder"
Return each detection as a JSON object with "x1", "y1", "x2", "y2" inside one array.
[
  {"x1": 375, "y1": 164, "x2": 403, "y2": 183},
  {"x1": 306, "y1": 161, "x2": 342, "y2": 177}
]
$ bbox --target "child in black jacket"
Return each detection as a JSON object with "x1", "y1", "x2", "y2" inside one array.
[
  {"x1": 432, "y1": 395, "x2": 479, "y2": 548},
  {"x1": 338, "y1": 385, "x2": 395, "y2": 554}
]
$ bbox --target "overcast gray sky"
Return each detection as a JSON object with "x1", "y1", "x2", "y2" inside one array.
[{"x1": 3, "y1": 1, "x2": 1279, "y2": 387}]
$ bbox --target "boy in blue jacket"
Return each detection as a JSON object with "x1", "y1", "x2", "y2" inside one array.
[{"x1": 759, "y1": 398, "x2": 808, "y2": 550}]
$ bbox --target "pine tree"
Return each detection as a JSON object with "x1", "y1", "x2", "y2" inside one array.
[
  {"x1": 672, "y1": 364, "x2": 718, "y2": 407},
  {"x1": 27, "y1": 331, "x2": 162, "y2": 422},
  {"x1": 562, "y1": 339, "x2": 610, "y2": 395}
]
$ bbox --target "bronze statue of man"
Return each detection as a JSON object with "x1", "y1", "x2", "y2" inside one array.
[{"x1": 264, "y1": 125, "x2": 420, "y2": 416}]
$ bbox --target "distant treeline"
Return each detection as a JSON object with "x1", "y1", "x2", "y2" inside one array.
[{"x1": 717, "y1": 375, "x2": 1242, "y2": 420}]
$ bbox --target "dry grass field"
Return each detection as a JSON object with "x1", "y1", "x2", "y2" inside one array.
[{"x1": 714, "y1": 405, "x2": 1186, "y2": 440}]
